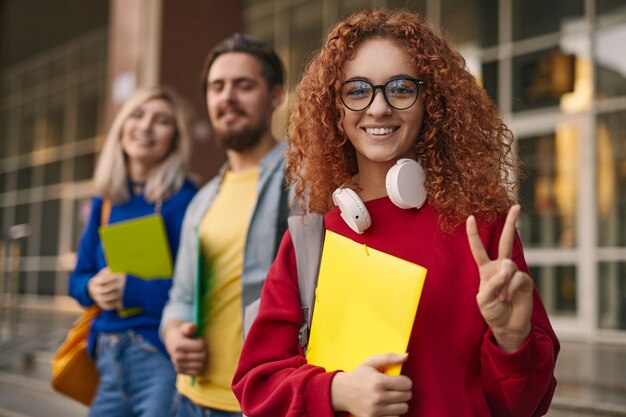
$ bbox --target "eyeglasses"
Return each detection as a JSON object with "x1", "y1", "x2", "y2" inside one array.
[{"x1": 341, "y1": 77, "x2": 425, "y2": 111}]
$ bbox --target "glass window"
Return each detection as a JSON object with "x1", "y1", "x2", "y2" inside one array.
[
  {"x1": 386, "y1": 0, "x2": 426, "y2": 14},
  {"x1": 46, "y1": 94, "x2": 66, "y2": 148},
  {"x1": 14, "y1": 203, "x2": 31, "y2": 256},
  {"x1": 73, "y1": 198, "x2": 92, "y2": 249},
  {"x1": 74, "y1": 153, "x2": 95, "y2": 181},
  {"x1": 76, "y1": 84, "x2": 102, "y2": 140},
  {"x1": 40, "y1": 199, "x2": 60, "y2": 256},
  {"x1": 243, "y1": 0, "x2": 271, "y2": 6},
  {"x1": 3, "y1": 172, "x2": 15, "y2": 192},
  {"x1": 598, "y1": 261, "x2": 626, "y2": 330},
  {"x1": 19, "y1": 105, "x2": 36, "y2": 154},
  {"x1": 512, "y1": 0, "x2": 584, "y2": 41},
  {"x1": 0, "y1": 111, "x2": 9, "y2": 159},
  {"x1": 18, "y1": 271, "x2": 28, "y2": 295},
  {"x1": 37, "y1": 271, "x2": 57, "y2": 296},
  {"x1": 340, "y1": 0, "x2": 372, "y2": 18},
  {"x1": 512, "y1": 48, "x2": 577, "y2": 112},
  {"x1": 595, "y1": 24, "x2": 626, "y2": 99},
  {"x1": 531, "y1": 265, "x2": 577, "y2": 316},
  {"x1": 442, "y1": 0, "x2": 498, "y2": 48},
  {"x1": 290, "y1": 1, "x2": 323, "y2": 91},
  {"x1": 597, "y1": 0, "x2": 626, "y2": 16},
  {"x1": 80, "y1": 41, "x2": 105, "y2": 67},
  {"x1": 17, "y1": 167, "x2": 32, "y2": 189},
  {"x1": 2, "y1": 74, "x2": 20, "y2": 97},
  {"x1": 482, "y1": 61, "x2": 498, "y2": 105},
  {"x1": 43, "y1": 161, "x2": 62, "y2": 185},
  {"x1": 247, "y1": 15, "x2": 274, "y2": 47},
  {"x1": 518, "y1": 129, "x2": 578, "y2": 248},
  {"x1": 597, "y1": 110, "x2": 626, "y2": 247},
  {"x1": 49, "y1": 56, "x2": 68, "y2": 80}
]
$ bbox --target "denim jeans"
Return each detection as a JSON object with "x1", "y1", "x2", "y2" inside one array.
[
  {"x1": 88, "y1": 330, "x2": 176, "y2": 417},
  {"x1": 169, "y1": 391, "x2": 242, "y2": 417}
]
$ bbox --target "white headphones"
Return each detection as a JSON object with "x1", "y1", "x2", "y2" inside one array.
[{"x1": 332, "y1": 158, "x2": 427, "y2": 234}]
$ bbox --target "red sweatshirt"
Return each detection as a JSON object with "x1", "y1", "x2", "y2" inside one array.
[{"x1": 233, "y1": 197, "x2": 559, "y2": 417}]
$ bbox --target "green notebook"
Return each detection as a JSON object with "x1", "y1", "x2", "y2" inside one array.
[{"x1": 99, "y1": 214, "x2": 173, "y2": 279}]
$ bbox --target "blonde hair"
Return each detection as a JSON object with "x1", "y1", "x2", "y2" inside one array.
[{"x1": 93, "y1": 86, "x2": 191, "y2": 204}]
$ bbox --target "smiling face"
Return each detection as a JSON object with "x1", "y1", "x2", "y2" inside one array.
[
  {"x1": 341, "y1": 38, "x2": 426, "y2": 173},
  {"x1": 206, "y1": 52, "x2": 282, "y2": 152},
  {"x1": 120, "y1": 98, "x2": 176, "y2": 172}
]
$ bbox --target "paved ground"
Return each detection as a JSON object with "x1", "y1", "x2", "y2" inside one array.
[{"x1": 0, "y1": 308, "x2": 625, "y2": 417}]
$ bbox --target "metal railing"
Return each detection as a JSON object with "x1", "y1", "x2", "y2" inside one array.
[{"x1": 0, "y1": 224, "x2": 30, "y2": 337}]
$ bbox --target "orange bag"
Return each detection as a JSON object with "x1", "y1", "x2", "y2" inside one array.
[
  {"x1": 51, "y1": 200, "x2": 110, "y2": 405},
  {"x1": 50, "y1": 305, "x2": 100, "y2": 405}
]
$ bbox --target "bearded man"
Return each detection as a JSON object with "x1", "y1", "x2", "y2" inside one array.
[{"x1": 161, "y1": 34, "x2": 290, "y2": 417}]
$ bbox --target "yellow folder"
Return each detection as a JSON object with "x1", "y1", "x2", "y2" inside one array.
[
  {"x1": 98, "y1": 214, "x2": 173, "y2": 279},
  {"x1": 306, "y1": 230, "x2": 427, "y2": 376}
]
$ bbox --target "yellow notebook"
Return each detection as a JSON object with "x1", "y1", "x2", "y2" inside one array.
[
  {"x1": 99, "y1": 214, "x2": 173, "y2": 279},
  {"x1": 306, "y1": 230, "x2": 427, "y2": 376}
]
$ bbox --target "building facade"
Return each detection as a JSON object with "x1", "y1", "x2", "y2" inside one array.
[{"x1": 1, "y1": 0, "x2": 625, "y2": 343}]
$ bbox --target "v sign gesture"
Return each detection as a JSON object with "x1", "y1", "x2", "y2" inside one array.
[{"x1": 467, "y1": 205, "x2": 534, "y2": 352}]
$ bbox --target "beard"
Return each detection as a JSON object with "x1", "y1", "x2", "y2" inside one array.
[
  {"x1": 211, "y1": 101, "x2": 270, "y2": 152},
  {"x1": 213, "y1": 123, "x2": 266, "y2": 152}
]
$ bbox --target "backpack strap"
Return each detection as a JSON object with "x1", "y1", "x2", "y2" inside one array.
[
  {"x1": 273, "y1": 182, "x2": 290, "y2": 257},
  {"x1": 101, "y1": 199, "x2": 112, "y2": 226},
  {"x1": 288, "y1": 213, "x2": 325, "y2": 353}
]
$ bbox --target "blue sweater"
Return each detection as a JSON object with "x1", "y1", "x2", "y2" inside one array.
[{"x1": 69, "y1": 179, "x2": 197, "y2": 357}]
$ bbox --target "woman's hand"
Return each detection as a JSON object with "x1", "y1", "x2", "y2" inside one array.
[
  {"x1": 87, "y1": 267, "x2": 126, "y2": 310},
  {"x1": 331, "y1": 353, "x2": 412, "y2": 417},
  {"x1": 466, "y1": 205, "x2": 534, "y2": 352}
]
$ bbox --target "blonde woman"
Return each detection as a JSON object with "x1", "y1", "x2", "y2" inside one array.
[{"x1": 69, "y1": 86, "x2": 197, "y2": 417}]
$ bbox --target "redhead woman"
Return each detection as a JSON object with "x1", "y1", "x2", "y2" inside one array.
[
  {"x1": 68, "y1": 87, "x2": 197, "y2": 417},
  {"x1": 233, "y1": 9, "x2": 559, "y2": 417}
]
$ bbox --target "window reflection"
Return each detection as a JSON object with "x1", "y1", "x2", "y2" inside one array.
[
  {"x1": 0, "y1": 111, "x2": 8, "y2": 159},
  {"x1": 76, "y1": 84, "x2": 102, "y2": 141},
  {"x1": 598, "y1": 262, "x2": 626, "y2": 330},
  {"x1": 595, "y1": 25, "x2": 626, "y2": 99},
  {"x1": 339, "y1": 0, "x2": 371, "y2": 18},
  {"x1": 512, "y1": 0, "x2": 583, "y2": 40},
  {"x1": 37, "y1": 271, "x2": 57, "y2": 296},
  {"x1": 74, "y1": 153, "x2": 95, "y2": 181},
  {"x1": 442, "y1": 0, "x2": 498, "y2": 48},
  {"x1": 531, "y1": 265, "x2": 577, "y2": 316},
  {"x1": 386, "y1": 0, "x2": 425, "y2": 14},
  {"x1": 40, "y1": 199, "x2": 60, "y2": 256},
  {"x1": 46, "y1": 95, "x2": 65, "y2": 148},
  {"x1": 597, "y1": 0, "x2": 626, "y2": 16},
  {"x1": 482, "y1": 61, "x2": 498, "y2": 104},
  {"x1": 19, "y1": 105, "x2": 36, "y2": 154},
  {"x1": 289, "y1": 1, "x2": 322, "y2": 92},
  {"x1": 597, "y1": 110, "x2": 626, "y2": 247},
  {"x1": 513, "y1": 48, "x2": 577, "y2": 112},
  {"x1": 518, "y1": 128, "x2": 578, "y2": 248}
]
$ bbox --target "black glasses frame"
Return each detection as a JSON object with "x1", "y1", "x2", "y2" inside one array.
[{"x1": 341, "y1": 77, "x2": 425, "y2": 111}]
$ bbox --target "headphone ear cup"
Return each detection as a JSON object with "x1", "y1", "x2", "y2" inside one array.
[
  {"x1": 386, "y1": 158, "x2": 427, "y2": 209},
  {"x1": 332, "y1": 188, "x2": 372, "y2": 234}
]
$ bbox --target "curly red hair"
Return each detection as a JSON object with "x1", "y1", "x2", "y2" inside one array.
[{"x1": 286, "y1": 9, "x2": 517, "y2": 230}]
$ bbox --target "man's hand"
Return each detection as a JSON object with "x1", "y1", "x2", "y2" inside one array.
[{"x1": 163, "y1": 321, "x2": 207, "y2": 375}]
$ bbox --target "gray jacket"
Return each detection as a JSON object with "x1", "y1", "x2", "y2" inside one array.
[{"x1": 161, "y1": 142, "x2": 290, "y2": 331}]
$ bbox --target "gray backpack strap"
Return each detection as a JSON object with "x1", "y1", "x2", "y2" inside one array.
[{"x1": 288, "y1": 213, "x2": 325, "y2": 354}]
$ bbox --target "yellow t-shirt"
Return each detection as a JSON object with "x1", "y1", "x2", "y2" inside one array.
[{"x1": 177, "y1": 167, "x2": 259, "y2": 410}]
